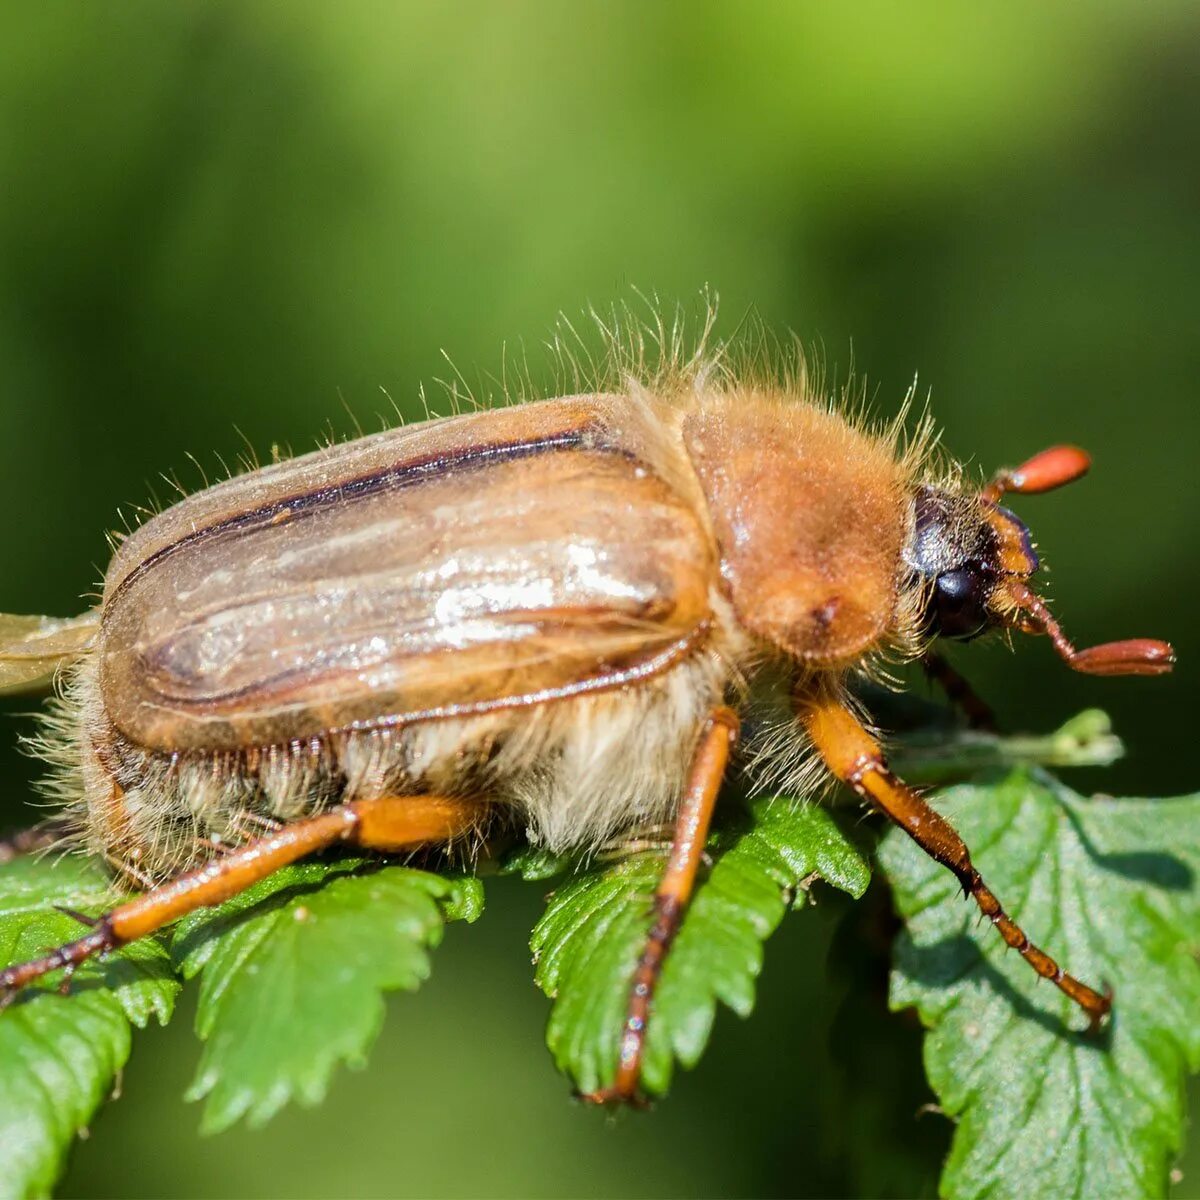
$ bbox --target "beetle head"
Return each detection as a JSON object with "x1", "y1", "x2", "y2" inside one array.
[{"x1": 904, "y1": 445, "x2": 1175, "y2": 676}]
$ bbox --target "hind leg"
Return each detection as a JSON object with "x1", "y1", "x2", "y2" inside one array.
[
  {"x1": 0, "y1": 794, "x2": 485, "y2": 997},
  {"x1": 0, "y1": 819, "x2": 73, "y2": 864}
]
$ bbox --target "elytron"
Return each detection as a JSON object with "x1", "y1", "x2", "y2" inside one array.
[{"x1": 0, "y1": 317, "x2": 1173, "y2": 1102}]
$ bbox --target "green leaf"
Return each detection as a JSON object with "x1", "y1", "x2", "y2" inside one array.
[
  {"x1": 172, "y1": 858, "x2": 483, "y2": 1133},
  {"x1": 499, "y1": 842, "x2": 574, "y2": 882},
  {"x1": 891, "y1": 708, "x2": 1125, "y2": 785},
  {"x1": 879, "y1": 768, "x2": 1200, "y2": 1200},
  {"x1": 531, "y1": 797, "x2": 870, "y2": 1097},
  {"x1": 0, "y1": 855, "x2": 178, "y2": 1199}
]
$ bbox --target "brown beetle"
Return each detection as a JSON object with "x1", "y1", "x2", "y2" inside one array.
[{"x1": 0, "y1": 325, "x2": 1174, "y2": 1104}]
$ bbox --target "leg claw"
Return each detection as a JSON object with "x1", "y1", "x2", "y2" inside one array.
[
  {"x1": 576, "y1": 1086, "x2": 651, "y2": 1111},
  {"x1": 1085, "y1": 982, "x2": 1115, "y2": 1037}
]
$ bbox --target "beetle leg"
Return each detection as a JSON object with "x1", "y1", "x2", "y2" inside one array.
[
  {"x1": 195, "y1": 836, "x2": 235, "y2": 858},
  {"x1": 594, "y1": 821, "x2": 677, "y2": 861},
  {"x1": 581, "y1": 706, "x2": 740, "y2": 1107},
  {"x1": 0, "y1": 794, "x2": 485, "y2": 999},
  {"x1": 795, "y1": 682, "x2": 1110, "y2": 1031},
  {"x1": 0, "y1": 819, "x2": 73, "y2": 864},
  {"x1": 230, "y1": 809, "x2": 285, "y2": 836},
  {"x1": 920, "y1": 649, "x2": 997, "y2": 731},
  {"x1": 92, "y1": 776, "x2": 159, "y2": 890},
  {"x1": 103, "y1": 853, "x2": 158, "y2": 891}
]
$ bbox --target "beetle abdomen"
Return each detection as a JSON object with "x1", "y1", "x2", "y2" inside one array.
[{"x1": 58, "y1": 625, "x2": 737, "y2": 881}]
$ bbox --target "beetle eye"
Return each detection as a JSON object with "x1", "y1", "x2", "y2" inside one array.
[{"x1": 930, "y1": 567, "x2": 992, "y2": 640}]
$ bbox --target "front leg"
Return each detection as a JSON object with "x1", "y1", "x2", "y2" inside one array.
[
  {"x1": 920, "y1": 648, "x2": 996, "y2": 731},
  {"x1": 581, "y1": 706, "x2": 740, "y2": 1106},
  {"x1": 795, "y1": 681, "x2": 1110, "y2": 1030}
]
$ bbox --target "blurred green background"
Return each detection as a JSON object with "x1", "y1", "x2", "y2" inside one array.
[{"x1": 1, "y1": 3, "x2": 1197, "y2": 1196}]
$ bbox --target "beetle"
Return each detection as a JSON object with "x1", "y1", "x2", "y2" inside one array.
[{"x1": 0, "y1": 329, "x2": 1174, "y2": 1104}]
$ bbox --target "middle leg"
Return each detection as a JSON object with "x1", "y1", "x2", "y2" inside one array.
[{"x1": 581, "y1": 705, "x2": 740, "y2": 1106}]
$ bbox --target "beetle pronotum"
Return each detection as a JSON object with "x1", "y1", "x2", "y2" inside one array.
[{"x1": 0, "y1": 315, "x2": 1174, "y2": 1104}]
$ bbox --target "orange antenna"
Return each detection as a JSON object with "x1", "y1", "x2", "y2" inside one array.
[
  {"x1": 982, "y1": 445, "x2": 1091, "y2": 504},
  {"x1": 1006, "y1": 580, "x2": 1175, "y2": 676}
]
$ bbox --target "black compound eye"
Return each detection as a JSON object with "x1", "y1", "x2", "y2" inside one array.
[{"x1": 930, "y1": 567, "x2": 992, "y2": 640}]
